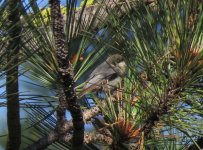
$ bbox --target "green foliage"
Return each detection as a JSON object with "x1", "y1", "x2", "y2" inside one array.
[
  {"x1": 84, "y1": 0, "x2": 203, "y2": 149},
  {"x1": 80, "y1": 0, "x2": 94, "y2": 8},
  {"x1": 1, "y1": 0, "x2": 203, "y2": 149}
]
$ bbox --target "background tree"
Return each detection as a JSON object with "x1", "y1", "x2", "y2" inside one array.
[{"x1": 6, "y1": 0, "x2": 22, "y2": 149}]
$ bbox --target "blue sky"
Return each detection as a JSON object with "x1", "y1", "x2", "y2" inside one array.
[
  {"x1": 25, "y1": 0, "x2": 66, "y2": 7},
  {"x1": 24, "y1": 0, "x2": 82, "y2": 8},
  {"x1": 0, "y1": 78, "x2": 7, "y2": 150}
]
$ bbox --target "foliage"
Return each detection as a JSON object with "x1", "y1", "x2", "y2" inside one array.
[
  {"x1": 95, "y1": 0, "x2": 203, "y2": 149},
  {"x1": 80, "y1": 0, "x2": 94, "y2": 8},
  {"x1": 0, "y1": 0, "x2": 203, "y2": 150}
]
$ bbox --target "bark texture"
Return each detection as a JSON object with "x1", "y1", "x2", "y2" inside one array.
[
  {"x1": 6, "y1": 0, "x2": 22, "y2": 149},
  {"x1": 50, "y1": 0, "x2": 84, "y2": 148}
]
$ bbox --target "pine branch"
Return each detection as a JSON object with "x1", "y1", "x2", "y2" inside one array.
[
  {"x1": 25, "y1": 105, "x2": 100, "y2": 149},
  {"x1": 188, "y1": 137, "x2": 203, "y2": 150},
  {"x1": 24, "y1": 131, "x2": 59, "y2": 150},
  {"x1": 62, "y1": 130, "x2": 113, "y2": 145},
  {"x1": 65, "y1": 105, "x2": 101, "y2": 130},
  {"x1": 66, "y1": 0, "x2": 155, "y2": 38},
  {"x1": 138, "y1": 75, "x2": 185, "y2": 137},
  {"x1": 23, "y1": 0, "x2": 157, "y2": 149},
  {"x1": 50, "y1": 0, "x2": 84, "y2": 147},
  {"x1": 25, "y1": 129, "x2": 113, "y2": 149}
]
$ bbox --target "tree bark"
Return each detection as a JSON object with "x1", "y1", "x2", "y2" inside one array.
[
  {"x1": 49, "y1": 0, "x2": 84, "y2": 148},
  {"x1": 6, "y1": 0, "x2": 22, "y2": 150}
]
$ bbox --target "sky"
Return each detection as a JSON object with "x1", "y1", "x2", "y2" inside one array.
[
  {"x1": 25, "y1": 0, "x2": 66, "y2": 7},
  {"x1": 0, "y1": 78, "x2": 6, "y2": 150},
  {"x1": 24, "y1": 0, "x2": 82, "y2": 8}
]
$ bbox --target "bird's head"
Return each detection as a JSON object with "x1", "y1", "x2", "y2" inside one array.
[
  {"x1": 107, "y1": 54, "x2": 126, "y2": 76},
  {"x1": 107, "y1": 54, "x2": 124, "y2": 65}
]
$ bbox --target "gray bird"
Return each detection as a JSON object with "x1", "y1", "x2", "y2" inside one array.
[{"x1": 83, "y1": 54, "x2": 126, "y2": 93}]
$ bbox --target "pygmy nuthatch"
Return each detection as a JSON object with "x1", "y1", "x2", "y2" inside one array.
[{"x1": 83, "y1": 54, "x2": 126, "y2": 92}]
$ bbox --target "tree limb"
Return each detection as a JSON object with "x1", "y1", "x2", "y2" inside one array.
[{"x1": 50, "y1": 0, "x2": 84, "y2": 147}]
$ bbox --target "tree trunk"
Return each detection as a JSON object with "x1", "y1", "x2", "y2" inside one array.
[
  {"x1": 6, "y1": 0, "x2": 22, "y2": 149},
  {"x1": 50, "y1": 0, "x2": 84, "y2": 148}
]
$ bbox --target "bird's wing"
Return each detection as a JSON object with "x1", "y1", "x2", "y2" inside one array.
[
  {"x1": 84, "y1": 74, "x2": 105, "y2": 89},
  {"x1": 83, "y1": 61, "x2": 119, "y2": 89}
]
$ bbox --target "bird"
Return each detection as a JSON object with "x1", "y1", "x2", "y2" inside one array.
[{"x1": 82, "y1": 54, "x2": 126, "y2": 95}]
